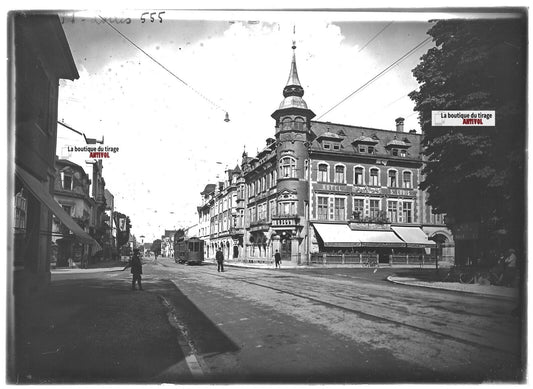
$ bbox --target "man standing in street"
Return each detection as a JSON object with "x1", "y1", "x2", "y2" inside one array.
[
  {"x1": 216, "y1": 247, "x2": 224, "y2": 272},
  {"x1": 274, "y1": 250, "x2": 282, "y2": 269},
  {"x1": 123, "y1": 248, "x2": 143, "y2": 290}
]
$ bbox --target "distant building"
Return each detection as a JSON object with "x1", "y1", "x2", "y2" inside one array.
[
  {"x1": 197, "y1": 43, "x2": 454, "y2": 266},
  {"x1": 51, "y1": 158, "x2": 100, "y2": 267},
  {"x1": 161, "y1": 229, "x2": 177, "y2": 257},
  {"x1": 13, "y1": 14, "x2": 81, "y2": 295},
  {"x1": 104, "y1": 189, "x2": 116, "y2": 259}
]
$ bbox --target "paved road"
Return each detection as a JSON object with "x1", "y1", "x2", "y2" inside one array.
[{"x1": 81, "y1": 257, "x2": 524, "y2": 383}]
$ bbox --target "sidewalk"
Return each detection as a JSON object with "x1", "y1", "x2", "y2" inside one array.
[
  {"x1": 214, "y1": 260, "x2": 519, "y2": 299},
  {"x1": 387, "y1": 275, "x2": 519, "y2": 299},
  {"x1": 11, "y1": 276, "x2": 187, "y2": 383}
]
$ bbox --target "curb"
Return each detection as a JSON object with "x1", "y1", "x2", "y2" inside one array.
[
  {"x1": 386, "y1": 275, "x2": 518, "y2": 300},
  {"x1": 51, "y1": 267, "x2": 124, "y2": 274}
]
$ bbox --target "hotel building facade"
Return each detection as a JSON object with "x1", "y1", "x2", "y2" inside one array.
[{"x1": 197, "y1": 44, "x2": 454, "y2": 266}]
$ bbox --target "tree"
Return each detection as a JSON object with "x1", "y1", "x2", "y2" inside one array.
[
  {"x1": 151, "y1": 239, "x2": 162, "y2": 258},
  {"x1": 409, "y1": 18, "x2": 526, "y2": 258}
]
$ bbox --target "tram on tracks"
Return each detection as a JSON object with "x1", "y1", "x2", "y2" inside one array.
[{"x1": 174, "y1": 232, "x2": 204, "y2": 265}]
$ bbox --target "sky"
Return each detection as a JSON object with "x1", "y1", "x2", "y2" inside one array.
[{"x1": 53, "y1": 9, "x2": 519, "y2": 242}]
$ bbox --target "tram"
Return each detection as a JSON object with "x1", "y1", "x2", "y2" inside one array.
[{"x1": 174, "y1": 235, "x2": 204, "y2": 265}]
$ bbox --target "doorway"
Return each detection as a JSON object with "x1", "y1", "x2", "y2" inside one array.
[{"x1": 281, "y1": 238, "x2": 291, "y2": 261}]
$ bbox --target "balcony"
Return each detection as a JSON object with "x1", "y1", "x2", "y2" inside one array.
[
  {"x1": 271, "y1": 215, "x2": 300, "y2": 228},
  {"x1": 229, "y1": 226, "x2": 245, "y2": 236},
  {"x1": 249, "y1": 218, "x2": 270, "y2": 232}
]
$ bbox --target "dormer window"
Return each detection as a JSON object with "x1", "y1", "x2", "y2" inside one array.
[
  {"x1": 386, "y1": 138, "x2": 410, "y2": 157},
  {"x1": 358, "y1": 145, "x2": 366, "y2": 153},
  {"x1": 368, "y1": 146, "x2": 375, "y2": 154},
  {"x1": 61, "y1": 172, "x2": 73, "y2": 191},
  {"x1": 317, "y1": 131, "x2": 343, "y2": 150}
]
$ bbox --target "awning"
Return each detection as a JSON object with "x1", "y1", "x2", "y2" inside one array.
[
  {"x1": 392, "y1": 226, "x2": 436, "y2": 248},
  {"x1": 312, "y1": 224, "x2": 405, "y2": 248},
  {"x1": 354, "y1": 229, "x2": 406, "y2": 247},
  {"x1": 312, "y1": 223, "x2": 362, "y2": 247},
  {"x1": 16, "y1": 166, "x2": 102, "y2": 250}
]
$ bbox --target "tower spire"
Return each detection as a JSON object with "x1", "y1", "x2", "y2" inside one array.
[{"x1": 283, "y1": 41, "x2": 304, "y2": 98}]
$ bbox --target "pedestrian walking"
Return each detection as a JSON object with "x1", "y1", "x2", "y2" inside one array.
[
  {"x1": 216, "y1": 247, "x2": 225, "y2": 272},
  {"x1": 123, "y1": 249, "x2": 143, "y2": 290},
  {"x1": 274, "y1": 250, "x2": 282, "y2": 268}
]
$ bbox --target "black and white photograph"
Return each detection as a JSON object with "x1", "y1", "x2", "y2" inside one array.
[{"x1": 6, "y1": 6, "x2": 528, "y2": 384}]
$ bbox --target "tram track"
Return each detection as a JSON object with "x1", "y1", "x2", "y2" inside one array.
[{"x1": 184, "y1": 265, "x2": 520, "y2": 357}]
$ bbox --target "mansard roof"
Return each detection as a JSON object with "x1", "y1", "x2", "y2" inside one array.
[{"x1": 310, "y1": 121, "x2": 421, "y2": 158}]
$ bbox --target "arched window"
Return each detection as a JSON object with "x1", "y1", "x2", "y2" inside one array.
[
  {"x1": 334, "y1": 165, "x2": 345, "y2": 183},
  {"x1": 388, "y1": 170, "x2": 398, "y2": 187},
  {"x1": 282, "y1": 117, "x2": 292, "y2": 131},
  {"x1": 317, "y1": 163, "x2": 328, "y2": 182},
  {"x1": 279, "y1": 157, "x2": 296, "y2": 178},
  {"x1": 370, "y1": 168, "x2": 379, "y2": 186},
  {"x1": 354, "y1": 167, "x2": 364, "y2": 185},
  {"x1": 402, "y1": 171, "x2": 412, "y2": 188},
  {"x1": 294, "y1": 117, "x2": 305, "y2": 131}
]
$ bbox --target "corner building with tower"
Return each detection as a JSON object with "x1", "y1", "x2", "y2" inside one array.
[{"x1": 197, "y1": 44, "x2": 454, "y2": 266}]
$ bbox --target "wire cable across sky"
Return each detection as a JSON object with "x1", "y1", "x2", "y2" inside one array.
[
  {"x1": 317, "y1": 36, "x2": 432, "y2": 121},
  {"x1": 358, "y1": 21, "x2": 393, "y2": 53},
  {"x1": 98, "y1": 16, "x2": 227, "y2": 114}
]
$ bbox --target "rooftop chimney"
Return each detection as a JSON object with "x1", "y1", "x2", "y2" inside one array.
[{"x1": 395, "y1": 117, "x2": 405, "y2": 132}]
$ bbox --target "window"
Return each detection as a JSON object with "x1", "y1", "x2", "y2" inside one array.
[
  {"x1": 387, "y1": 201, "x2": 398, "y2": 223},
  {"x1": 358, "y1": 145, "x2": 366, "y2": 153},
  {"x1": 280, "y1": 157, "x2": 296, "y2": 178},
  {"x1": 368, "y1": 146, "x2": 374, "y2": 154},
  {"x1": 334, "y1": 165, "x2": 345, "y2": 183},
  {"x1": 334, "y1": 198, "x2": 345, "y2": 221},
  {"x1": 403, "y1": 171, "x2": 412, "y2": 188},
  {"x1": 400, "y1": 149, "x2": 407, "y2": 157},
  {"x1": 282, "y1": 118, "x2": 292, "y2": 130},
  {"x1": 62, "y1": 174, "x2": 72, "y2": 190},
  {"x1": 318, "y1": 197, "x2": 328, "y2": 220},
  {"x1": 318, "y1": 164, "x2": 328, "y2": 182},
  {"x1": 15, "y1": 190, "x2": 27, "y2": 231},
  {"x1": 388, "y1": 170, "x2": 397, "y2": 187},
  {"x1": 354, "y1": 167, "x2": 364, "y2": 185},
  {"x1": 370, "y1": 199, "x2": 380, "y2": 219},
  {"x1": 323, "y1": 143, "x2": 331, "y2": 150},
  {"x1": 370, "y1": 168, "x2": 379, "y2": 186},
  {"x1": 333, "y1": 144, "x2": 340, "y2": 150},
  {"x1": 353, "y1": 198, "x2": 364, "y2": 221},
  {"x1": 403, "y1": 202, "x2": 413, "y2": 223},
  {"x1": 294, "y1": 117, "x2": 305, "y2": 131},
  {"x1": 279, "y1": 201, "x2": 296, "y2": 216},
  {"x1": 269, "y1": 200, "x2": 276, "y2": 218},
  {"x1": 61, "y1": 205, "x2": 72, "y2": 215}
]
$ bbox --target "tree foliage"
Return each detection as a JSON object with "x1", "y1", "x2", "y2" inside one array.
[
  {"x1": 151, "y1": 239, "x2": 162, "y2": 256},
  {"x1": 409, "y1": 18, "x2": 526, "y2": 251}
]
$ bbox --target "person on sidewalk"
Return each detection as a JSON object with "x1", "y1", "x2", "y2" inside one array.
[
  {"x1": 216, "y1": 247, "x2": 224, "y2": 272},
  {"x1": 123, "y1": 249, "x2": 143, "y2": 290},
  {"x1": 274, "y1": 250, "x2": 282, "y2": 269}
]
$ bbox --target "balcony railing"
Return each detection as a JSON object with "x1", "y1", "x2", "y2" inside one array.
[{"x1": 271, "y1": 214, "x2": 300, "y2": 227}]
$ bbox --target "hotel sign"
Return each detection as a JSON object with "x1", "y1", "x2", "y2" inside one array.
[{"x1": 316, "y1": 183, "x2": 414, "y2": 197}]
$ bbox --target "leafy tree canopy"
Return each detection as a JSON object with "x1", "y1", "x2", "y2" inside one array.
[{"x1": 409, "y1": 18, "x2": 526, "y2": 249}]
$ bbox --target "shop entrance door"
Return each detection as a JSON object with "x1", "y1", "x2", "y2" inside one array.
[{"x1": 280, "y1": 239, "x2": 291, "y2": 261}]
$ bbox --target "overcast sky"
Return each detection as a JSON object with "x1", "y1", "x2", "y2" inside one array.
[{"x1": 53, "y1": 9, "x2": 518, "y2": 242}]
